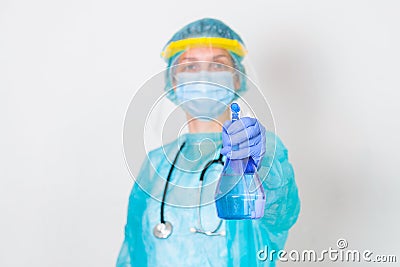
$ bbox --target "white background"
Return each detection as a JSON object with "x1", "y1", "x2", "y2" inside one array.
[{"x1": 1, "y1": 0, "x2": 399, "y2": 266}]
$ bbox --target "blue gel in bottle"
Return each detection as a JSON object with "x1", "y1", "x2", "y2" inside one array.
[{"x1": 215, "y1": 103, "x2": 266, "y2": 220}]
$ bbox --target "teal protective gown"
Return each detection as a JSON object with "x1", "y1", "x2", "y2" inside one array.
[{"x1": 117, "y1": 131, "x2": 300, "y2": 266}]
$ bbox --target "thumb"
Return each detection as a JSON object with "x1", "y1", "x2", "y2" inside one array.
[{"x1": 222, "y1": 120, "x2": 233, "y2": 133}]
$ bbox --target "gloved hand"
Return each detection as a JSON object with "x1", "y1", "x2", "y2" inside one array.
[{"x1": 220, "y1": 117, "x2": 266, "y2": 168}]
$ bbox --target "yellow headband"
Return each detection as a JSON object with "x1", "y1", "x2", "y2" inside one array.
[{"x1": 161, "y1": 37, "x2": 247, "y2": 60}]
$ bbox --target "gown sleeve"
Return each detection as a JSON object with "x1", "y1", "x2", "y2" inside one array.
[
  {"x1": 116, "y1": 157, "x2": 151, "y2": 267},
  {"x1": 259, "y1": 131, "x2": 301, "y2": 232}
]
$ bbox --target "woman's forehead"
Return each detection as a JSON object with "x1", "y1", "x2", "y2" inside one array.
[{"x1": 178, "y1": 47, "x2": 232, "y2": 61}]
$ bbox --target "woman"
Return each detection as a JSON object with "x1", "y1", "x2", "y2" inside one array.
[{"x1": 117, "y1": 18, "x2": 300, "y2": 267}]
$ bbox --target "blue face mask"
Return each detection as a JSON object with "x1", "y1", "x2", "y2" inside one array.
[{"x1": 174, "y1": 71, "x2": 236, "y2": 120}]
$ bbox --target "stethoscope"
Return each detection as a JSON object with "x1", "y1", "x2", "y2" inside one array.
[{"x1": 153, "y1": 141, "x2": 226, "y2": 239}]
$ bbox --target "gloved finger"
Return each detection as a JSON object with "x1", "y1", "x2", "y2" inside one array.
[
  {"x1": 227, "y1": 147, "x2": 250, "y2": 159},
  {"x1": 220, "y1": 145, "x2": 231, "y2": 156},
  {"x1": 237, "y1": 133, "x2": 262, "y2": 149},
  {"x1": 229, "y1": 123, "x2": 260, "y2": 145},
  {"x1": 228, "y1": 145, "x2": 265, "y2": 160},
  {"x1": 222, "y1": 120, "x2": 233, "y2": 146},
  {"x1": 226, "y1": 117, "x2": 257, "y2": 135}
]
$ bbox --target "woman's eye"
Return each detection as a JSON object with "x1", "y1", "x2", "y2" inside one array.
[
  {"x1": 210, "y1": 63, "x2": 228, "y2": 71},
  {"x1": 183, "y1": 64, "x2": 199, "y2": 72}
]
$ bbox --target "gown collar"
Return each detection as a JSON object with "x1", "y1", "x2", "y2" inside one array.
[{"x1": 181, "y1": 132, "x2": 222, "y2": 145}]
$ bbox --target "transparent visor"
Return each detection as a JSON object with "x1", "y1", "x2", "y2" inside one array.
[{"x1": 123, "y1": 59, "x2": 276, "y2": 207}]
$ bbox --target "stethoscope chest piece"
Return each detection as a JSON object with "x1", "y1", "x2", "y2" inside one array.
[{"x1": 153, "y1": 221, "x2": 173, "y2": 239}]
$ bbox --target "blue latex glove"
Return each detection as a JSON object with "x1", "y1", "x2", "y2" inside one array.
[{"x1": 220, "y1": 117, "x2": 266, "y2": 168}]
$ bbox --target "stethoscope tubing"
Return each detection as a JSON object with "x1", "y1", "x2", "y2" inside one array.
[
  {"x1": 158, "y1": 141, "x2": 225, "y2": 237},
  {"x1": 160, "y1": 142, "x2": 186, "y2": 224}
]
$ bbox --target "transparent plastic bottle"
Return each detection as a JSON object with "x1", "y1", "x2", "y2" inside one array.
[{"x1": 215, "y1": 103, "x2": 266, "y2": 220}]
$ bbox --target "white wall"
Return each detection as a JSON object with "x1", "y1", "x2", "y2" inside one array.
[{"x1": 1, "y1": 0, "x2": 399, "y2": 266}]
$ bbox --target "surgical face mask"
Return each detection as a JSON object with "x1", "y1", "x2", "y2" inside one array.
[{"x1": 174, "y1": 71, "x2": 236, "y2": 120}]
